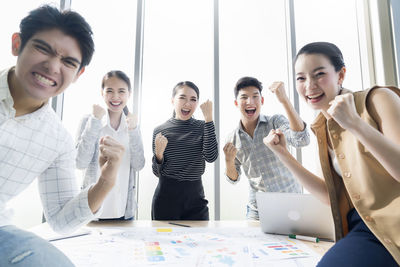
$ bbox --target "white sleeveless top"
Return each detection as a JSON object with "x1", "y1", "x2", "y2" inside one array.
[
  {"x1": 98, "y1": 113, "x2": 130, "y2": 218},
  {"x1": 328, "y1": 146, "x2": 342, "y2": 177}
]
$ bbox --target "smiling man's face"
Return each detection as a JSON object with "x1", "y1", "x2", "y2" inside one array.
[
  {"x1": 235, "y1": 86, "x2": 264, "y2": 124},
  {"x1": 12, "y1": 28, "x2": 83, "y2": 103}
]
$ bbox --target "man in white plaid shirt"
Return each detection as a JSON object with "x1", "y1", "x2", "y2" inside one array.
[
  {"x1": 224, "y1": 77, "x2": 310, "y2": 220},
  {"x1": 0, "y1": 5, "x2": 124, "y2": 266}
]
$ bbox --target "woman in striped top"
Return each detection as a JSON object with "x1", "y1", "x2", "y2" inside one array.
[{"x1": 151, "y1": 81, "x2": 218, "y2": 220}]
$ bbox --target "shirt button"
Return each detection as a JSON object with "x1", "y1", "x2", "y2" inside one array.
[
  {"x1": 338, "y1": 153, "x2": 345, "y2": 159},
  {"x1": 353, "y1": 194, "x2": 360, "y2": 200},
  {"x1": 343, "y1": 172, "x2": 351, "y2": 178},
  {"x1": 318, "y1": 139, "x2": 322, "y2": 144},
  {"x1": 365, "y1": 216, "x2": 374, "y2": 222},
  {"x1": 333, "y1": 134, "x2": 339, "y2": 139}
]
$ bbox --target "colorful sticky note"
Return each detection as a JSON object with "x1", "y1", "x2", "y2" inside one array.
[{"x1": 156, "y1": 228, "x2": 173, "y2": 232}]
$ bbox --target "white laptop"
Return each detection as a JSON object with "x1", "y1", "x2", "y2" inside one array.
[{"x1": 256, "y1": 192, "x2": 335, "y2": 240}]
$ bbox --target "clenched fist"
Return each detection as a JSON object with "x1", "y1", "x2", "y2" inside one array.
[
  {"x1": 92, "y1": 104, "x2": 106, "y2": 120},
  {"x1": 126, "y1": 112, "x2": 138, "y2": 130},
  {"x1": 98, "y1": 136, "x2": 125, "y2": 186},
  {"x1": 155, "y1": 132, "x2": 168, "y2": 162},
  {"x1": 200, "y1": 100, "x2": 213, "y2": 123},
  {"x1": 327, "y1": 93, "x2": 360, "y2": 130},
  {"x1": 269, "y1": 81, "x2": 289, "y2": 103},
  {"x1": 223, "y1": 142, "x2": 237, "y2": 163},
  {"x1": 263, "y1": 129, "x2": 289, "y2": 156}
]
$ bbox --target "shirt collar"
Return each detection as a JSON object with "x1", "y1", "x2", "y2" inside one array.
[
  {"x1": 102, "y1": 111, "x2": 127, "y2": 132},
  {"x1": 0, "y1": 67, "x2": 14, "y2": 103},
  {"x1": 237, "y1": 114, "x2": 268, "y2": 132},
  {"x1": 311, "y1": 111, "x2": 326, "y2": 130},
  {"x1": 22, "y1": 102, "x2": 52, "y2": 120},
  {"x1": 0, "y1": 67, "x2": 52, "y2": 120}
]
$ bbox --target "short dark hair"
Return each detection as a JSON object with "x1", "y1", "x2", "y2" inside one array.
[
  {"x1": 295, "y1": 42, "x2": 345, "y2": 72},
  {"x1": 19, "y1": 5, "x2": 94, "y2": 70},
  {"x1": 234, "y1": 77, "x2": 263, "y2": 98},
  {"x1": 102, "y1": 70, "x2": 132, "y2": 92}
]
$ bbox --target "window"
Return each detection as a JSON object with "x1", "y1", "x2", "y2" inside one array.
[
  {"x1": 62, "y1": 0, "x2": 138, "y2": 187},
  {"x1": 63, "y1": 0, "x2": 138, "y2": 142},
  {"x1": 139, "y1": 0, "x2": 214, "y2": 219},
  {"x1": 0, "y1": 0, "x2": 54, "y2": 70},
  {"x1": 219, "y1": 0, "x2": 289, "y2": 219},
  {"x1": 294, "y1": 0, "x2": 364, "y2": 176}
]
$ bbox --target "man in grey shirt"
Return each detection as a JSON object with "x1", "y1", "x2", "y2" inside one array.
[{"x1": 223, "y1": 77, "x2": 310, "y2": 220}]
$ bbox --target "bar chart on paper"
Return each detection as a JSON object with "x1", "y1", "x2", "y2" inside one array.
[{"x1": 48, "y1": 227, "x2": 323, "y2": 266}]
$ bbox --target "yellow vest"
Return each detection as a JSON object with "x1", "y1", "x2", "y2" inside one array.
[{"x1": 311, "y1": 86, "x2": 400, "y2": 264}]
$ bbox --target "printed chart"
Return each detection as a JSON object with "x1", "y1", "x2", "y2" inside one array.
[{"x1": 48, "y1": 227, "x2": 322, "y2": 267}]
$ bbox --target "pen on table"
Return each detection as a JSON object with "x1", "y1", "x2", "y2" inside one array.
[
  {"x1": 168, "y1": 222, "x2": 191, "y2": 228},
  {"x1": 49, "y1": 231, "x2": 91, "y2": 242},
  {"x1": 289, "y1": 234, "x2": 319, "y2": 243}
]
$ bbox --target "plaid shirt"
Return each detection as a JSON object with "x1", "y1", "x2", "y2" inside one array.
[
  {"x1": 226, "y1": 114, "x2": 310, "y2": 217},
  {"x1": 0, "y1": 68, "x2": 97, "y2": 234}
]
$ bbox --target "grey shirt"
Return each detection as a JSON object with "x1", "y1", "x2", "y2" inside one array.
[{"x1": 226, "y1": 114, "x2": 310, "y2": 219}]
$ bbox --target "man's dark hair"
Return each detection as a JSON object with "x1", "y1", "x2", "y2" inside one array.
[
  {"x1": 234, "y1": 77, "x2": 263, "y2": 98},
  {"x1": 19, "y1": 5, "x2": 94, "y2": 70}
]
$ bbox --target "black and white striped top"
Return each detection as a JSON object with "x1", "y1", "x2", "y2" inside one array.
[{"x1": 152, "y1": 117, "x2": 218, "y2": 181}]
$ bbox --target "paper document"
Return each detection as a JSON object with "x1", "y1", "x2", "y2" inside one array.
[
  {"x1": 33, "y1": 226, "x2": 323, "y2": 266},
  {"x1": 30, "y1": 223, "x2": 91, "y2": 242}
]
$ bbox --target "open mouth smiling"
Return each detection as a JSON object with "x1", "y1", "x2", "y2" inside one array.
[
  {"x1": 181, "y1": 109, "x2": 191, "y2": 116},
  {"x1": 245, "y1": 108, "x2": 256, "y2": 115},
  {"x1": 306, "y1": 92, "x2": 325, "y2": 102},
  {"x1": 110, "y1": 101, "x2": 122, "y2": 107},
  {"x1": 34, "y1": 72, "x2": 56, "y2": 86}
]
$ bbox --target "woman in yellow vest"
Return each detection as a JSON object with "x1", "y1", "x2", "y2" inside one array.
[{"x1": 263, "y1": 42, "x2": 400, "y2": 266}]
